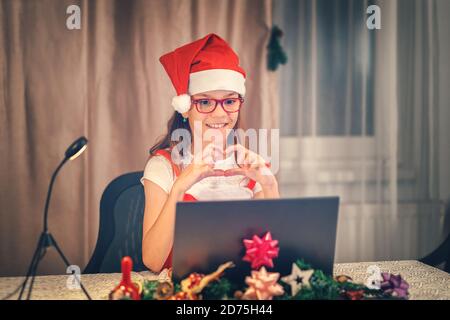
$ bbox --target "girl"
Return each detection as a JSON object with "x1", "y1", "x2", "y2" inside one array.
[{"x1": 141, "y1": 34, "x2": 279, "y2": 273}]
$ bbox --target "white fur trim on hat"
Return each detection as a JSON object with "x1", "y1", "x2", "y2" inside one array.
[
  {"x1": 171, "y1": 94, "x2": 191, "y2": 113},
  {"x1": 188, "y1": 69, "x2": 246, "y2": 96}
]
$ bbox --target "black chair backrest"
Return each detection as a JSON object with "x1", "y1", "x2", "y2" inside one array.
[{"x1": 84, "y1": 171, "x2": 147, "y2": 273}]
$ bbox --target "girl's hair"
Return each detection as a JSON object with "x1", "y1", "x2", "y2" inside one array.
[
  {"x1": 149, "y1": 112, "x2": 190, "y2": 156},
  {"x1": 149, "y1": 111, "x2": 241, "y2": 157}
]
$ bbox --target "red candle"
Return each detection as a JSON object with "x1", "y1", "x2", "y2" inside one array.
[{"x1": 109, "y1": 256, "x2": 141, "y2": 300}]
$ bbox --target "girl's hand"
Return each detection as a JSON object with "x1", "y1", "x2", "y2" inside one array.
[
  {"x1": 171, "y1": 143, "x2": 225, "y2": 197},
  {"x1": 224, "y1": 144, "x2": 278, "y2": 189}
]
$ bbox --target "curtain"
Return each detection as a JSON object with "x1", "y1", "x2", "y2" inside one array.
[
  {"x1": 274, "y1": 0, "x2": 448, "y2": 262},
  {"x1": 396, "y1": 0, "x2": 448, "y2": 258},
  {"x1": 0, "y1": 0, "x2": 278, "y2": 276}
]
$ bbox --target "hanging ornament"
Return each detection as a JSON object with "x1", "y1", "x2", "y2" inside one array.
[
  {"x1": 281, "y1": 263, "x2": 314, "y2": 296},
  {"x1": 242, "y1": 267, "x2": 284, "y2": 300},
  {"x1": 267, "y1": 25, "x2": 288, "y2": 71},
  {"x1": 242, "y1": 232, "x2": 279, "y2": 269}
]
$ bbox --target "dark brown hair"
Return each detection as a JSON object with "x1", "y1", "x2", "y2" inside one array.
[{"x1": 149, "y1": 112, "x2": 190, "y2": 156}]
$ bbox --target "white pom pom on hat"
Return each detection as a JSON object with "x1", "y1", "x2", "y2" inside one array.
[
  {"x1": 159, "y1": 33, "x2": 246, "y2": 114},
  {"x1": 171, "y1": 94, "x2": 191, "y2": 114}
]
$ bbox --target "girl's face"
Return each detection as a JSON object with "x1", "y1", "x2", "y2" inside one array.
[{"x1": 183, "y1": 90, "x2": 241, "y2": 148}]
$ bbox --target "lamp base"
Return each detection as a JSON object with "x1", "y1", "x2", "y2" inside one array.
[{"x1": 18, "y1": 231, "x2": 91, "y2": 300}]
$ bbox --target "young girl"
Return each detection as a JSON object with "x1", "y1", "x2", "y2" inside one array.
[{"x1": 141, "y1": 34, "x2": 280, "y2": 273}]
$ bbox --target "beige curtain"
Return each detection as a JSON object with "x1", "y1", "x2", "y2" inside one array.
[{"x1": 0, "y1": 0, "x2": 278, "y2": 276}]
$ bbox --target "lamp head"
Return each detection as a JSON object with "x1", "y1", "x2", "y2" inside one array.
[{"x1": 65, "y1": 136, "x2": 88, "y2": 161}]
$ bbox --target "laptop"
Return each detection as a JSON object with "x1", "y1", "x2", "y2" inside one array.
[{"x1": 173, "y1": 197, "x2": 339, "y2": 285}]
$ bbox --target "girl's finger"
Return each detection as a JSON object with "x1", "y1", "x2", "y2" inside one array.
[
  {"x1": 201, "y1": 167, "x2": 225, "y2": 178},
  {"x1": 226, "y1": 144, "x2": 265, "y2": 167},
  {"x1": 202, "y1": 155, "x2": 215, "y2": 166},
  {"x1": 242, "y1": 152, "x2": 259, "y2": 168},
  {"x1": 259, "y1": 165, "x2": 274, "y2": 176},
  {"x1": 224, "y1": 168, "x2": 246, "y2": 177},
  {"x1": 226, "y1": 144, "x2": 247, "y2": 166},
  {"x1": 225, "y1": 143, "x2": 248, "y2": 156},
  {"x1": 248, "y1": 153, "x2": 266, "y2": 167},
  {"x1": 203, "y1": 143, "x2": 224, "y2": 162},
  {"x1": 211, "y1": 169, "x2": 225, "y2": 176},
  {"x1": 246, "y1": 153, "x2": 258, "y2": 166},
  {"x1": 193, "y1": 142, "x2": 215, "y2": 163}
]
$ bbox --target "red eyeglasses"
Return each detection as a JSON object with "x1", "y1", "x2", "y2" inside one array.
[{"x1": 191, "y1": 97, "x2": 244, "y2": 114}]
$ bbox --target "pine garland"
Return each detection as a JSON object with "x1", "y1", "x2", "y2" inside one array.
[{"x1": 202, "y1": 278, "x2": 233, "y2": 300}]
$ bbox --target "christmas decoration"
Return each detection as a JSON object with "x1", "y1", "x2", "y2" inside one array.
[
  {"x1": 142, "y1": 280, "x2": 158, "y2": 300},
  {"x1": 168, "y1": 291, "x2": 190, "y2": 300},
  {"x1": 335, "y1": 275, "x2": 353, "y2": 283},
  {"x1": 180, "y1": 261, "x2": 234, "y2": 298},
  {"x1": 267, "y1": 25, "x2": 288, "y2": 71},
  {"x1": 346, "y1": 289, "x2": 365, "y2": 300},
  {"x1": 242, "y1": 267, "x2": 284, "y2": 300},
  {"x1": 242, "y1": 232, "x2": 279, "y2": 269},
  {"x1": 108, "y1": 256, "x2": 141, "y2": 300},
  {"x1": 137, "y1": 259, "x2": 409, "y2": 300},
  {"x1": 114, "y1": 230, "x2": 410, "y2": 300},
  {"x1": 380, "y1": 273, "x2": 409, "y2": 298},
  {"x1": 202, "y1": 278, "x2": 233, "y2": 300},
  {"x1": 148, "y1": 261, "x2": 235, "y2": 300},
  {"x1": 155, "y1": 281, "x2": 174, "y2": 300},
  {"x1": 281, "y1": 263, "x2": 314, "y2": 296}
]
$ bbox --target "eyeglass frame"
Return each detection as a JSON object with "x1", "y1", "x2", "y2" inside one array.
[{"x1": 190, "y1": 96, "x2": 244, "y2": 114}]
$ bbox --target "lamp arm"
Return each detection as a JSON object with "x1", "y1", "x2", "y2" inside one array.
[{"x1": 43, "y1": 157, "x2": 69, "y2": 232}]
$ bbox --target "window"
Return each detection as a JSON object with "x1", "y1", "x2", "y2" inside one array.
[
  {"x1": 274, "y1": 0, "x2": 386, "y2": 199},
  {"x1": 277, "y1": 0, "x2": 376, "y2": 137}
]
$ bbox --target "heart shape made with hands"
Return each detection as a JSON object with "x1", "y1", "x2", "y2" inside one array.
[
  {"x1": 207, "y1": 149, "x2": 246, "y2": 176},
  {"x1": 208, "y1": 161, "x2": 269, "y2": 178},
  {"x1": 202, "y1": 145, "x2": 270, "y2": 177},
  {"x1": 208, "y1": 168, "x2": 243, "y2": 177}
]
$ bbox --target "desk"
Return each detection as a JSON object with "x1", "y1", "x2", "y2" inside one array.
[{"x1": 1, "y1": 261, "x2": 449, "y2": 300}]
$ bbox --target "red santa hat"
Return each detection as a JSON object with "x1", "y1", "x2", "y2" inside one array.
[{"x1": 159, "y1": 33, "x2": 246, "y2": 114}]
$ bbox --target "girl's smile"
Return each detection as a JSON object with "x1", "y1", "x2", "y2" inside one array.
[{"x1": 205, "y1": 122, "x2": 230, "y2": 129}]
